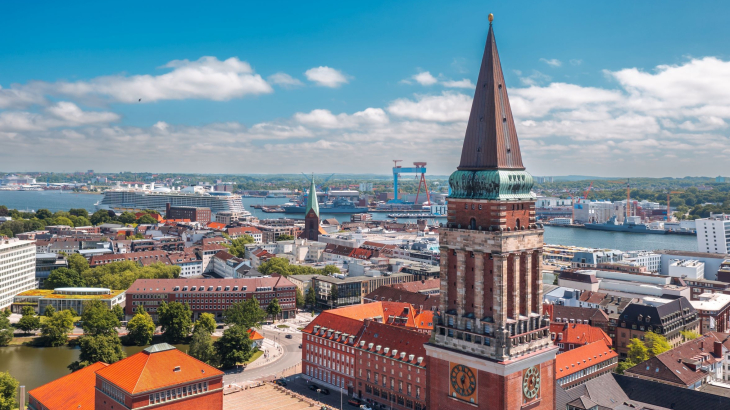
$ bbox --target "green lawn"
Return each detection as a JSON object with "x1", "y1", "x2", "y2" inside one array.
[
  {"x1": 276, "y1": 324, "x2": 289, "y2": 329},
  {"x1": 242, "y1": 349, "x2": 264, "y2": 365}
]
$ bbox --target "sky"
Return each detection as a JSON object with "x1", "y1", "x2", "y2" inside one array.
[{"x1": 1, "y1": 0, "x2": 729, "y2": 177}]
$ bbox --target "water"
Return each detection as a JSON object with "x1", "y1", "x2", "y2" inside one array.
[
  {"x1": 0, "y1": 191, "x2": 698, "y2": 252},
  {"x1": 0, "y1": 343, "x2": 188, "y2": 394}
]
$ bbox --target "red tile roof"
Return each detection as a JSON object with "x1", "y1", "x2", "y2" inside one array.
[
  {"x1": 128, "y1": 277, "x2": 297, "y2": 293},
  {"x1": 29, "y1": 362, "x2": 108, "y2": 410},
  {"x1": 206, "y1": 222, "x2": 226, "y2": 231},
  {"x1": 89, "y1": 250, "x2": 169, "y2": 267},
  {"x1": 226, "y1": 227, "x2": 262, "y2": 236},
  {"x1": 550, "y1": 323, "x2": 612, "y2": 348},
  {"x1": 391, "y1": 279, "x2": 440, "y2": 292},
  {"x1": 358, "y1": 321, "x2": 429, "y2": 366},
  {"x1": 95, "y1": 345, "x2": 223, "y2": 394},
  {"x1": 248, "y1": 328, "x2": 264, "y2": 341},
  {"x1": 308, "y1": 302, "x2": 433, "y2": 331},
  {"x1": 555, "y1": 340, "x2": 617, "y2": 379}
]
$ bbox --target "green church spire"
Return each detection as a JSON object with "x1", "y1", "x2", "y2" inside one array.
[{"x1": 306, "y1": 176, "x2": 319, "y2": 217}]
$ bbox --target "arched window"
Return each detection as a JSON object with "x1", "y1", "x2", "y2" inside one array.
[
  {"x1": 470, "y1": 218, "x2": 476, "y2": 230},
  {"x1": 516, "y1": 219, "x2": 521, "y2": 230}
]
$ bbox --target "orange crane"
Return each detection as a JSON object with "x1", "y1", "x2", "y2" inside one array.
[
  {"x1": 583, "y1": 181, "x2": 593, "y2": 199},
  {"x1": 667, "y1": 191, "x2": 684, "y2": 221}
]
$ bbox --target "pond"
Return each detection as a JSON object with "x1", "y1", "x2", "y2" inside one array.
[{"x1": 0, "y1": 343, "x2": 189, "y2": 395}]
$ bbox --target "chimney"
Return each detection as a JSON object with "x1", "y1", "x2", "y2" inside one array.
[
  {"x1": 715, "y1": 341, "x2": 723, "y2": 358},
  {"x1": 19, "y1": 386, "x2": 25, "y2": 410}
]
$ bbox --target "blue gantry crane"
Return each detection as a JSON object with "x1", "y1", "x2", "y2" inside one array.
[{"x1": 391, "y1": 160, "x2": 430, "y2": 204}]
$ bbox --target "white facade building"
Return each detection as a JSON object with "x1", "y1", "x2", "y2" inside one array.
[
  {"x1": 0, "y1": 238, "x2": 36, "y2": 309},
  {"x1": 536, "y1": 197, "x2": 572, "y2": 208},
  {"x1": 668, "y1": 259, "x2": 705, "y2": 279},
  {"x1": 573, "y1": 200, "x2": 617, "y2": 224},
  {"x1": 624, "y1": 251, "x2": 661, "y2": 273},
  {"x1": 696, "y1": 214, "x2": 730, "y2": 254}
]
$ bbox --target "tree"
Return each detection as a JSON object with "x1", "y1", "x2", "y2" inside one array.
[
  {"x1": 644, "y1": 332, "x2": 671, "y2": 357},
  {"x1": 267, "y1": 298, "x2": 282, "y2": 322},
  {"x1": 194, "y1": 313, "x2": 217, "y2": 335},
  {"x1": 80, "y1": 300, "x2": 121, "y2": 336},
  {"x1": 44, "y1": 267, "x2": 86, "y2": 289},
  {"x1": 227, "y1": 236, "x2": 254, "y2": 258},
  {"x1": 626, "y1": 338, "x2": 649, "y2": 364},
  {"x1": 215, "y1": 325, "x2": 254, "y2": 368},
  {"x1": 69, "y1": 208, "x2": 89, "y2": 218},
  {"x1": 258, "y1": 257, "x2": 292, "y2": 276},
  {"x1": 69, "y1": 334, "x2": 126, "y2": 371},
  {"x1": 276, "y1": 234, "x2": 294, "y2": 241},
  {"x1": 306, "y1": 287, "x2": 316, "y2": 308},
  {"x1": 118, "y1": 212, "x2": 137, "y2": 224},
  {"x1": 295, "y1": 288, "x2": 305, "y2": 309},
  {"x1": 53, "y1": 216, "x2": 74, "y2": 227},
  {"x1": 125, "y1": 306, "x2": 155, "y2": 346},
  {"x1": 189, "y1": 327, "x2": 217, "y2": 366},
  {"x1": 68, "y1": 253, "x2": 90, "y2": 273},
  {"x1": 0, "y1": 314, "x2": 13, "y2": 347},
  {"x1": 90, "y1": 209, "x2": 113, "y2": 225},
  {"x1": 43, "y1": 305, "x2": 56, "y2": 317},
  {"x1": 322, "y1": 265, "x2": 340, "y2": 275},
  {"x1": 70, "y1": 216, "x2": 92, "y2": 227},
  {"x1": 0, "y1": 206, "x2": 8, "y2": 217},
  {"x1": 330, "y1": 285, "x2": 339, "y2": 307},
  {"x1": 615, "y1": 360, "x2": 635, "y2": 375},
  {"x1": 81, "y1": 261, "x2": 179, "y2": 290},
  {"x1": 112, "y1": 304, "x2": 125, "y2": 321},
  {"x1": 16, "y1": 306, "x2": 40, "y2": 334},
  {"x1": 157, "y1": 301, "x2": 193, "y2": 343},
  {"x1": 35, "y1": 209, "x2": 53, "y2": 220},
  {"x1": 224, "y1": 297, "x2": 266, "y2": 329},
  {"x1": 40, "y1": 310, "x2": 75, "y2": 346},
  {"x1": 681, "y1": 330, "x2": 701, "y2": 341},
  {"x1": 0, "y1": 371, "x2": 18, "y2": 410},
  {"x1": 137, "y1": 214, "x2": 158, "y2": 225}
]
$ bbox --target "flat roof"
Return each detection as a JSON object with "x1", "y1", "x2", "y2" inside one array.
[{"x1": 15, "y1": 289, "x2": 125, "y2": 300}]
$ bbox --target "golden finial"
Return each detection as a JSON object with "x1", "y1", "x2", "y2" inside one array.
[{"x1": 488, "y1": 13, "x2": 494, "y2": 24}]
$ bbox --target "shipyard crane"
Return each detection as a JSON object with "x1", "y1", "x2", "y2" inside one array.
[
  {"x1": 667, "y1": 190, "x2": 684, "y2": 221},
  {"x1": 583, "y1": 181, "x2": 593, "y2": 199},
  {"x1": 391, "y1": 161, "x2": 430, "y2": 204}
]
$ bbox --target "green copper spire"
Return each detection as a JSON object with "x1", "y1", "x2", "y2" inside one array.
[{"x1": 306, "y1": 176, "x2": 319, "y2": 217}]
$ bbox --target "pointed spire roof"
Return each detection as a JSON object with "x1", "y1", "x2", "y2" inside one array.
[
  {"x1": 458, "y1": 16, "x2": 525, "y2": 171},
  {"x1": 306, "y1": 176, "x2": 319, "y2": 217}
]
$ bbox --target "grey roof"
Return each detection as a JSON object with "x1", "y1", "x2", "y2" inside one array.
[
  {"x1": 567, "y1": 396, "x2": 598, "y2": 409},
  {"x1": 614, "y1": 373, "x2": 730, "y2": 409},
  {"x1": 143, "y1": 343, "x2": 176, "y2": 353},
  {"x1": 655, "y1": 249, "x2": 728, "y2": 259}
]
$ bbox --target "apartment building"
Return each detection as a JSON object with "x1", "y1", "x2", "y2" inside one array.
[{"x1": 696, "y1": 213, "x2": 730, "y2": 254}]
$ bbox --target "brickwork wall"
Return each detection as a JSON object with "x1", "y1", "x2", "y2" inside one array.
[{"x1": 447, "y1": 200, "x2": 534, "y2": 230}]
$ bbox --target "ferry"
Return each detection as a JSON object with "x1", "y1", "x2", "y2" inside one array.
[
  {"x1": 95, "y1": 187, "x2": 248, "y2": 215},
  {"x1": 284, "y1": 197, "x2": 367, "y2": 214}
]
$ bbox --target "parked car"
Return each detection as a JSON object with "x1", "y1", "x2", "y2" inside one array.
[
  {"x1": 274, "y1": 379, "x2": 288, "y2": 387},
  {"x1": 308, "y1": 384, "x2": 320, "y2": 392},
  {"x1": 348, "y1": 398, "x2": 363, "y2": 407},
  {"x1": 299, "y1": 343, "x2": 302, "y2": 349},
  {"x1": 285, "y1": 334, "x2": 293, "y2": 339}
]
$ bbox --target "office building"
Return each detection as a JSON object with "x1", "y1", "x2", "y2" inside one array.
[
  {"x1": 554, "y1": 340, "x2": 618, "y2": 389},
  {"x1": 13, "y1": 287, "x2": 125, "y2": 314},
  {"x1": 0, "y1": 237, "x2": 36, "y2": 309}
]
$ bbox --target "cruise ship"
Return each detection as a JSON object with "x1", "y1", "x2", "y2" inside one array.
[{"x1": 95, "y1": 187, "x2": 247, "y2": 215}]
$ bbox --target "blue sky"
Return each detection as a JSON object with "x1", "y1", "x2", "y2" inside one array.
[{"x1": 1, "y1": 0, "x2": 730, "y2": 176}]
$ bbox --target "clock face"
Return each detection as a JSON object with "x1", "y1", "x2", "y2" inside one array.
[
  {"x1": 450, "y1": 364, "x2": 477, "y2": 397},
  {"x1": 522, "y1": 366, "x2": 541, "y2": 400}
]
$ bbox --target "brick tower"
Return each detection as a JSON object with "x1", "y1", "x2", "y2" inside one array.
[
  {"x1": 299, "y1": 176, "x2": 321, "y2": 241},
  {"x1": 425, "y1": 14, "x2": 557, "y2": 410}
]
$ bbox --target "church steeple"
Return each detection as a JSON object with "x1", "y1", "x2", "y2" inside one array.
[
  {"x1": 458, "y1": 16, "x2": 524, "y2": 171},
  {"x1": 305, "y1": 176, "x2": 319, "y2": 217}
]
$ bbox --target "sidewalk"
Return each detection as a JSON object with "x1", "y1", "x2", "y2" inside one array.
[{"x1": 245, "y1": 338, "x2": 283, "y2": 370}]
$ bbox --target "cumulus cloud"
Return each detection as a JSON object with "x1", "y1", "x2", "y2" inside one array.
[
  {"x1": 442, "y1": 79, "x2": 475, "y2": 89},
  {"x1": 0, "y1": 85, "x2": 45, "y2": 109},
  {"x1": 294, "y1": 108, "x2": 388, "y2": 129},
  {"x1": 0, "y1": 102, "x2": 119, "y2": 132},
  {"x1": 540, "y1": 58, "x2": 562, "y2": 67},
  {"x1": 402, "y1": 70, "x2": 474, "y2": 89},
  {"x1": 411, "y1": 71, "x2": 438, "y2": 86},
  {"x1": 45, "y1": 57, "x2": 273, "y2": 103},
  {"x1": 268, "y1": 72, "x2": 304, "y2": 88},
  {"x1": 304, "y1": 66, "x2": 350, "y2": 88},
  {"x1": 387, "y1": 92, "x2": 472, "y2": 122}
]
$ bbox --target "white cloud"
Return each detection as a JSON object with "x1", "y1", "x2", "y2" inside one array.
[
  {"x1": 268, "y1": 72, "x2": 304, "y2": 88},
  {"x1": 540, "y1": 58, "x2": 562, "y2": 67},
  {"x1": 294, "y1": 108, "x2": 388, "y2": 129},
  {"x1": 0, "y1": 102, "x2": 119, "y2": 132},
  {"x1": 45, "y1": 57, "x2": 273, "y2": 103},
  {"x1": 442, "y1": 79, "x2": 475, "y2": 89},
  {"x1": 518, "y1": 70, "x2": 552, "y2": 86},
  {"x1": 387, "y1": 92, "x2": 471, "y2": 122},
  {"x1": 0, "y1": 85, "x2": 45, "y2": 109},
  {"x1": 570, "y1": 59, "x2": 583, "y2": 66},
  {"x1": 412, "y1": 71, "x2": 438, "y2": 86},
  {"x1": 304, "y1": 66, "x2": 349, "y2": 88}
]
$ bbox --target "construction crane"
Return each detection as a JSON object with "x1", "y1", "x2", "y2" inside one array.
[
  {"x1": 667, "y1": 191, "x2": 684, "y2": 221},
  {"x1": 413, "y1": 162, "x2": 432, "y2": 206},
  {"x1": 299, "y1": 173, "x2": 336, "y2": 192},
  {"x1": 583, "y1": 181, "x2": 593, "y2": 199}
]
